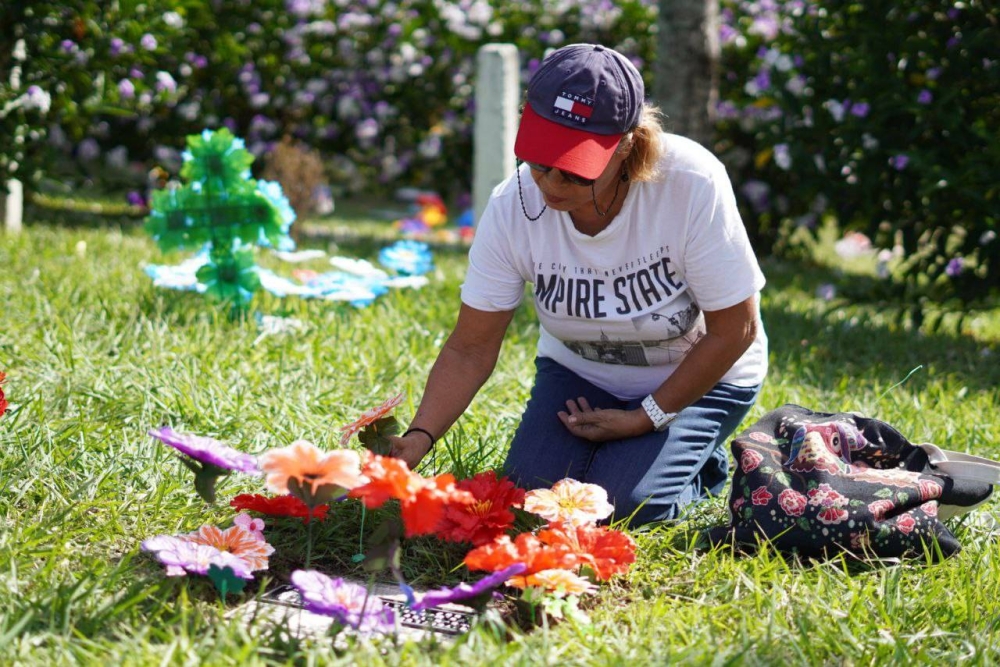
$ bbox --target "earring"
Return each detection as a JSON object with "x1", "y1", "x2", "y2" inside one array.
[{"x1": 620, "y1": 167, "x2": 630, "y2": 183}]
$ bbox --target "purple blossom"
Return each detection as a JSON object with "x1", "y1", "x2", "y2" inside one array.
[
  {"x1": 715, "y1": 100, "x2": 740, "y2": 120},
  {"x1": 945, "y1": 257, "x2": 964, "y2": 277},
  {"x1": 773, "y1": 143, "x2": 791, "y2": 170},
  {"x1": 142, "y1": 535, "x2": 254, "y2": 578},
  {"x1": 917, "y1": 89, "x2": 933, "y2": 104},
  {"x1": 77, "y1": 138, "x2": 100, "y2": 162},
  {"x1": 155, "y1": 71, "x2": 177, "y2": 94},
  {"x1": 849, "y1": 102, "x2": 870, "y2": 118},
  {"x1": 126, "y1": 190, "x2": 145, "y2": 207},
  {"x1": 889, "y1": 154, "x2": 910, "y2": 170},
  {"x1": 753, "y1": 69, "x2": 772, "y2": 92},
  {"x1": 148, "y1": 426, "x2": 259, "y2": 474},
  {"x1": 412, "y1": 563, "x2": 527, "y2": 611},
  {"x1": 118, "y1": 79, "x2": 135, "y2": 99},
  {"x1": 140, "y1": 33, "x2": 158, "y2": 51},
  {"x1": 741, "y1": 179, "x2": 771, "y2": 213},
  {"x1": 926, "y1": 67, "x2": 943, "y2": 80},
  {"x1": 61, "y1": 40, "x2": 78, "y2": 53},
  {"x1": 290, "y1": 570, "x2": 396, "y2": 633},
  {"x1": 109, "y1": 37, "x2": 126, "y2": 56},
  {"x1": 816, "y1": 284, "x2": 837, "y2": 301}
]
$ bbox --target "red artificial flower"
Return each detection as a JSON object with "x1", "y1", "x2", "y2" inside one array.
[
  {"x1": 349, "y1": 453, "x2": 474, "y2": 537},
  {"x1": 537, "y1": 522, "x2": 637, "y2": 581},
  {"x1": 435, "y1": 471, "x2": 525, "y2": 546},
  {"x1": 464, "y1": 532, "x2": 580, "y2": 583},
  {"x1": 230, "y1": 494, "x2": 329, "y2": 523}
]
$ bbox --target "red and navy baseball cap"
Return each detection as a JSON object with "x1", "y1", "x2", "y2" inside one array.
[{"x1": 514, "y1": 44, "x2": 644, "y2": 180}]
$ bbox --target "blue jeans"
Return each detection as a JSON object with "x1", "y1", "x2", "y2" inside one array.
[{"x1": 503, "y1": 357, "x2": 761, "y2": 527}]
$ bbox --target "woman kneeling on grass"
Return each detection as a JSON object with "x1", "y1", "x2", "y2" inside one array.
[{"x1": 390, "y1": 43, "x2": 768, "y2": 526}]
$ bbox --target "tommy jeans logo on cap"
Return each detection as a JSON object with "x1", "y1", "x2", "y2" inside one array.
[{"x1": 552, "y1": 92, "x2": 594, "y2": 124}]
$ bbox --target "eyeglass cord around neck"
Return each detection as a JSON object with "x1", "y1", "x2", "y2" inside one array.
[{"x1": 517, "y1": 163, "x2": 630, "y2": 222}]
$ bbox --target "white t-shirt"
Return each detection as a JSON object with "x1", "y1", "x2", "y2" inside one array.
[{"x1": 461, "y1": 133, "x2": 768, "y2": 400}]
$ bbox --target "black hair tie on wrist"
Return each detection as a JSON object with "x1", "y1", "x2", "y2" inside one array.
[{"x1": 403, "y1": 427, "x2": 436, "y2": 449}]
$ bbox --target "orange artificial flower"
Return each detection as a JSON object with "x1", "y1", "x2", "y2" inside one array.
[
  {"x1": 349, "y1": 453, "x2": 473, "y2": 537},
  {"x1": 339, "y1": 392, "x2": 405, "y2": 446},
  {"x1": 523, "y1": 478, "x2": 614, "y2": 526},
  {"x1": 399, "y1": 472, "x2": 474, "y2": 537},
  {"x1": 185, "y1": 523, "x2": 275, "y2": 571},
  {"x1": 464, "y1": 532, "x2": 580, "y2": 579},
  {"x1": 257, "y1": 440, "x2": 366, "y2": 503},
  {"x1": 517, "y1": 568, "x2": 597, "y2": 596},
  {"x1": 537, "y1": 522, "x2": 637, "y2": 581},
  {"x1": 348, "y1": 452, "x2": 422, "y2": 507}
]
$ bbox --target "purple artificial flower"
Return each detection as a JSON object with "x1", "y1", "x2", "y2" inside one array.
[
  {"x1": 140, "y1": 33, "x2": 158, "y2": 51},
  {"x1": 945, "y1": 257, "x2": 964, "y2": 277},
  {"x1": 850, "y1": 102, "x2": 870, "y2": 118},
  {"x1": 148, "y1": 426, "x2": 259, "y2": 474},
  {"x1": 411, "y1": 563, "x2": 527, "y2": 611},
  {"x1": 142, "y1": 535, "x2": 254, "y2": 578},
  {"x1": 118, "y1": 79, "x2": 135, "y2": 99},
  {"x1": 889, "y1": 154, "x2": 910, "y2": 170},
  {"x1": 291, "y1": 570, "x2": 396, "y2": 633},
  {"x1": 917, "y1": 89, "x2": 933, "y2": 104}
]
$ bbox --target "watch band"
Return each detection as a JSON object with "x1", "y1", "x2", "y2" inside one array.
[{"x1": 642, "y1": 394, "x2": 678, "y2": 432}]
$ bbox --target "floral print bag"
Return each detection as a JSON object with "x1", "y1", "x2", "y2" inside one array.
[{"x1": 708, "y1": 404, "x2": 1000, "y2": 560}]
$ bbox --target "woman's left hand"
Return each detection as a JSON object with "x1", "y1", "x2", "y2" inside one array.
[{"x1": 557, "y1": 397, "x2": 652, "y2": 442}]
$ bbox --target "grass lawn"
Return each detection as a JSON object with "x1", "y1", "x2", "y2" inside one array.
[{"x1": 1, "y1": 214, "x2": 999, "y2": 665}]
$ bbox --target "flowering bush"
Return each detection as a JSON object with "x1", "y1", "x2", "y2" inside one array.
[
  {"x1": 7, "y1": 0, "x2": 655, "y2": 199},
  {"x1": 716, "y1": 0, "x2": 1000, "y2": 317}
]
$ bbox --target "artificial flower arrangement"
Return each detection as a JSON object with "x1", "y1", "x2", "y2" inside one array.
[{"x1": 141, "y1": 393, "x2": 637, "y2": 637}]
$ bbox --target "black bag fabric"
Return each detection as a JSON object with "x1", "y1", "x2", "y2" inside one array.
[{"x1": 708, "y1": 405, "x2": 999, "y2": 560}]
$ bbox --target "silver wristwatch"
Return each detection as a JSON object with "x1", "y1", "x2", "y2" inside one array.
[{"x1": 642, "y1": 394, "x2": 678, "y2": 432}]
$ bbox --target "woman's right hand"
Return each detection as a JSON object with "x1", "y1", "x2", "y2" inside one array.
[{"x1": 389, "y1": 431, "x2": 435, "y2": 470}]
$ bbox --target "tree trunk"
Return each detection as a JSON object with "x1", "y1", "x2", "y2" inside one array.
[{"x1": 654, "y1": 0, "x2": 720, "y2": 147}]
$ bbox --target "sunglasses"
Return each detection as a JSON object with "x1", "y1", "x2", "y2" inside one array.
[{"x1": 524, "y1": 161, "x2": 596, "y2": 187}]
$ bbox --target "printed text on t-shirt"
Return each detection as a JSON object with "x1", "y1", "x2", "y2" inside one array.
[{"x1": 534, "y1": 255, "x2": 685, "y2": 318}]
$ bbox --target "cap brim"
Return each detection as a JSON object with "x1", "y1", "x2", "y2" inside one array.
[{"x1": 513, "y1": 104, "x2": 623, "y2": 181}]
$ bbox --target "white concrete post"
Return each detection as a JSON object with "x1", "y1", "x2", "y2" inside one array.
[
  {"x1": 473, "y1": 44, "x2": 520, "y2": 226},
  {"x1": 3, "y1": 38, "x2": 27, "y2": 234}
]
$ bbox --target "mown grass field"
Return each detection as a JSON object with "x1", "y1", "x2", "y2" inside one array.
[{"x1": 1, "y1": 215, "x2": 999, "y2": 665}]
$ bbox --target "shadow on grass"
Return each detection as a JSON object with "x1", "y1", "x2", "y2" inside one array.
[{"x1": 760, "y1": 259, "x2": 1000, "y2": 396}]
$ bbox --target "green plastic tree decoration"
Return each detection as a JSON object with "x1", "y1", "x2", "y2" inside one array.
[{"x1": 144, "y1": 128, "x2": 295, "y2": 315}]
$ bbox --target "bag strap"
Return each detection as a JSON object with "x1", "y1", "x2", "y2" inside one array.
[{"x1": 917, "y1": 443, "x2": 1000, "y2": 485}]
